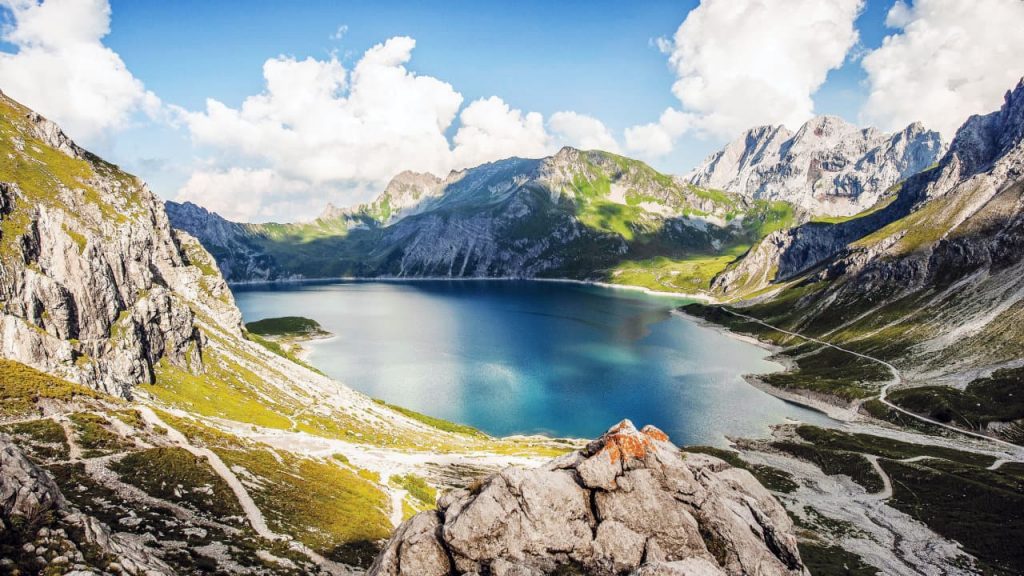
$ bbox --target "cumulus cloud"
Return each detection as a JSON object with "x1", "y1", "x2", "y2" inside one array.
[
  {"x1": 175, "y1": 168, "x2": 342, "y2": 222},
  {"x1": 624, "y1": 108, "x2": 692, "y2": 159},
  {"x1": 548, "y1": 111, "x2": 620, "y2": 153},
  {"x1": 179, "y1": 37, "x2": 625, "y2": 220},
  {"x1": 179, "y1": 37, "x2": 463, "y2": 188},
  {"x1": 860, "y1": 0, "x2": 1024, "y2": 138},
  {"x1": 451, "y1": 96, "x2": 552, "y2": 169},
  {"x1": 626, "y1": 0, "x2": 863, "y2": 155},
  {"x1": 0, "y1": 0, "x2": 160, "y2": 141}
]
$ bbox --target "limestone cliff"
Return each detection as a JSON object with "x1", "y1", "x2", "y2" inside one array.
[
  {"x1": 0, "y1": 90, "x2": 238, "y2": 396},
  {"x1": 689, "y1": 116, "x2": 945, "y2": 217}
]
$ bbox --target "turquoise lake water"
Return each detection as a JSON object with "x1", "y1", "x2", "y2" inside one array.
[{"x1": 233, "y1": 280, "x2": 833, "y2": 445}]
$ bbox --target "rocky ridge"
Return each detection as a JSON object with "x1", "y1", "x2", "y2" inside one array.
[
  {"x1": 168, "y1": 147, "x2": 790, "y2": 285},
  {"x1": 371, "y1": 420, "x2": 805, "y2": 576},
  {"x1": 0, "y1": 89, "x2": 214, "y2": 396},
  {"x1": 688, "y1": 116, "x2": 944, "y2": 216}
]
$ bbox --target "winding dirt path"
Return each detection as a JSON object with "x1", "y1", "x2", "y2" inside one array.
[
  {"x1": 137, "y1": 407, "x2": 352, "y2": 575},
  {"x1": 863, "y1": 455, "x2": 893, "y2": 500},
  {"x1": 719, "y1": 308, "x2": 1024, "y2": 455}
]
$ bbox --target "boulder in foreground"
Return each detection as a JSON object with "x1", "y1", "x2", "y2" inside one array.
[{"x1": 370, "y1": 419, "x2": 806, "y2": 576}]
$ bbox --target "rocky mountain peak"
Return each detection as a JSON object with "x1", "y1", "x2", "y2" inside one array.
[
  {"x1": 371, "y1": 419, "x2": 806, "y2": 576},
  {"x1": 0, "y1": 91, "x2": 238, "y2": 396},
  {"x1": 948, "y1": 77, "x2": 1024, "y2": 176},
  {"x1": 689, "y1": 115, "x2": 945, "y2": 216}
]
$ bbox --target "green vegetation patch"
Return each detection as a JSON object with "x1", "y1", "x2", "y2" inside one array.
[
  {"x1": 372, "y1": 398, "x2": 487, "y2": 438},
  {"x1": 68, "y1": 412, "x2": 130, "y2": 457},
  {"x1": 881, "y1": 458, "x2": 1024, "y2": 575},
  {"x1": 245, "y1": 316, "x2": 328, "y2": 337},
  {"x1": 609, "y1": 245, "x2": 749, "y2": 294},
  {"x1": 0, "y1": 358, "x2": 106, "y2": 417},
  {"x1": 158, "y1": 413, "x2": 391, "y2": 566},
  {"x1": 762, "y1": 345, "x2": 890, "y2": 402},
  {"x1": 771, "y1": 440, "x2": 884, "y2": 493},
  {"x1": 111, "y1": 447, "x2": 245, "y2": 520},
  {"x1": 0, "y1": 418, "x2": 69, "y2": 461},
  {"x1": 795, "y1": 425, "x2": 996, "y2": 467},
  {"x1": 887, "y1": 367, "x2": 1024, "y2": 444},
  {"x1": 796, "y1": 542, "x2": 880, "y2": 576},
  {"x1": 682, "y1": 445, "x2": 798, "y2": 493},
  {"x1": 145, "y1": 356, "x2": 294, "y2": 430},
  {"x1": 391, "y1": 473, "x2": 437, "y2": 508}
]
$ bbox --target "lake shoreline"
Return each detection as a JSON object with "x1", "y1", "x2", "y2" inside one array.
[
  {"x1": 230, "y1": 275, "x2": 717, "y2": 302},
  {"x1": 675, "y1": 309, "x2": 853, "y2": 422}
]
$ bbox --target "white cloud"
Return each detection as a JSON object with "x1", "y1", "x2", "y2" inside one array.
[
  {"x1": 178, "y1": 37, "x2": 612, "y2": 219},
  {"x1": 451, "y1": 96, "x2": 552, "y2": 169},
  {"x1": 860, "y1": 0, "x2": 1024, "y2": 138},
  {"x1": 548, "y1": 111, "x2": 620, "y2": 153},
  {"x1": 175, "y1": 168, "x2": 337, "y2": 222},
  {"x1": 330, "y1": 24, "x2": 348, "y2": 41},
  {"x1": 624, "y1": 108, "x2": 692, "y2": 158},
  {"x1": 626, "y1": 0, "x2": 863, "y2": 155},
  {"x1": 0, "y1": 0, "x2": 160, "y2": 141},
  {"x1": 179, "y1": 37, "x2": 464, "y2": 187}
]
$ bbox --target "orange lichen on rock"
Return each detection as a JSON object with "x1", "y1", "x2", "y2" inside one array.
[{"x1": 594, "y1": 420, "x2": 671, "y2": 463}]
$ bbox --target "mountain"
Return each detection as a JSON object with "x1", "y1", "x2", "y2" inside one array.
[
  {"x1": 690, "y1": 80, "x2": 1024, "y2": 442},
  {"x1": 0, "y1": 88, "x2": 815, "y2": 576},
  {"x1": 688, "y1": 116, "x2": 945, "y2": 217},
  {"x1": 169, "y1": 148, "x2": 799, "y2": 294}
]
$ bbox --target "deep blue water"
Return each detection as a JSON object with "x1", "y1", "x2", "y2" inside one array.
[{"x1": 233, "y1": 280, "x2": 833, "y2": 445}]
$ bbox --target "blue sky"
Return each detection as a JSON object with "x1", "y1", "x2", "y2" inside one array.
[
  {"x1": 101, "y1": 0, "x2": 886, "y2": 173},
  {"x1": 3, "y1": 0, "x2": 1023, "y2": 221}
]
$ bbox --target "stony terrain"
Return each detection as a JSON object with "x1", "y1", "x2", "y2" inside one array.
[
  {"x1": 687, "y1": 116, "x2": 944, "y2": 216},
  {"x1": 372, "y1": 420, "x2": 806, "y2": 576}
]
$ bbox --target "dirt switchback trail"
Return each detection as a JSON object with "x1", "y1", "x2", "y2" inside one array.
[
  {"x1": 719, "y1": 308, "x2": 1024, "y2": 455},
  {"x1": 136, "y1": 406, "x2": 353, "y2": 575}
]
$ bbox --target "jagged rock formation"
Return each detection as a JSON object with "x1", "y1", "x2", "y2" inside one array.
[
  {"x1": 321, "y1": 170, "x2": 445, "y2": 226},
  {"x1": 370, "y1": 420, "x2": 806, "y2": 576},
  {"x1": 169, "y1": 147, "x2": 795, "y2": 284},
  {"x1": 688, "y1": 116, "x2": 945, "y2": 216},
  {"x1": 0, "y1": 89, "x2": 221, "y2": 396},
  {"x1": 1, "y1": 436, "x2": 173, "y2": 575}
]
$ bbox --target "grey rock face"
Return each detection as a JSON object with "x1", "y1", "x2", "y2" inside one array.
[
  {"x1": 370, "y1": 420, "x2": 806, "y2": 576},
  {"x1": 0, "y1": 437, "x2": 172, "y2": 575},
  {"x1": 0, "y1": 435, "x2": 65, "y2": 530},
  {"x1": 0, "y1": 91, "x2": 217, "y2": 396},
  {"x1": 689, "y1": 116, "x2": 945, "y2": 216}
]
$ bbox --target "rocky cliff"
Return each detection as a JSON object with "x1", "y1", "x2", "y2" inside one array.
[
  {"x1": 688, "y1": 116, "x2": 944, "y2": 217},
  {"x1": 371, "y1": 420, "x2": 806, "y2": 576},
  {"x1": 0, "y1": 89, "x2": 221, "y2": 396},
  {"x1": 1, "y1": 435, "x2": 173, "y2": 575}
]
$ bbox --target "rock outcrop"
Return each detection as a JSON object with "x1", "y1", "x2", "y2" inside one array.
[
  {"x1": 688, "y1": 116, "x2": 945, "y2": 216},
  {"x1": 712, "y1": 79, "x2": 1024, "y2": 392},
  {"x1": 370, "y1": 420, "x2": 806, "y2": 576},
  {"x1": 0, "y1": 89, "x2": 224, "y2": 396},
  {"x1": 0, "y1": 436, "x2": 173, "y2": 575}
]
